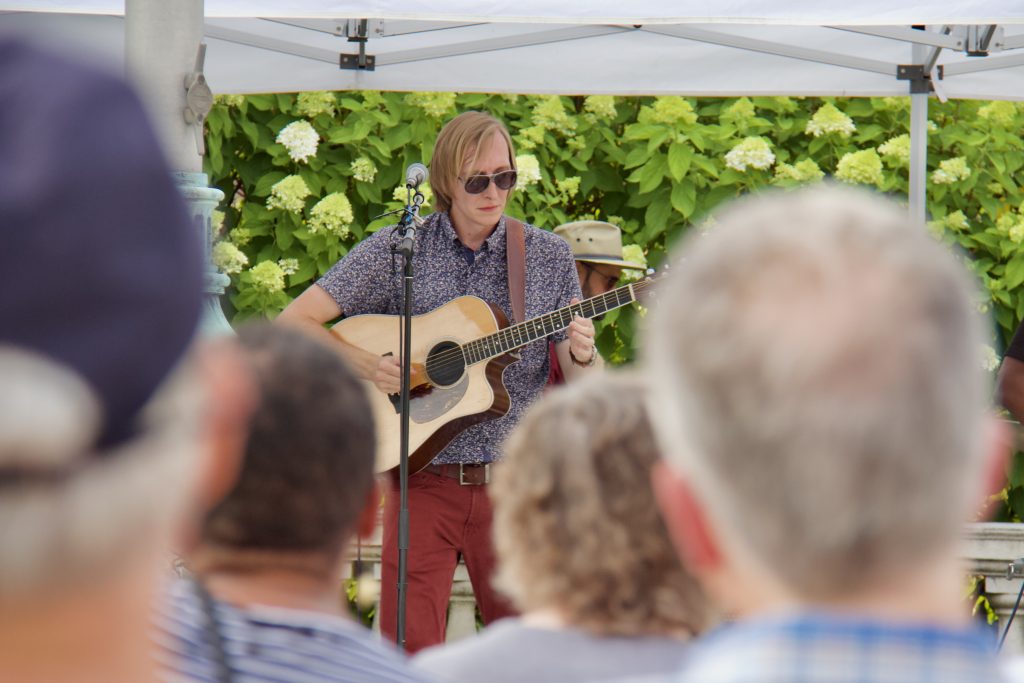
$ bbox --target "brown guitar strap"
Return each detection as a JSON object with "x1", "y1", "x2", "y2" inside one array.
[{"x1": 505, "y1": 216, "x2": 527, "y2": 324}]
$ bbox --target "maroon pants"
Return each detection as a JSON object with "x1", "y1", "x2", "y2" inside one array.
[{"x1": 379, "y1": 469, "x2": 515, "y2": 653}]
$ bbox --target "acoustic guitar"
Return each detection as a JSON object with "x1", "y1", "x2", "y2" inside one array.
[{"x1": 331, "y1": 277, "x2": 656, "y2": 473}]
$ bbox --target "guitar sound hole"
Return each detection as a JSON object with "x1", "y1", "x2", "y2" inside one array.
[{"x1": 425, "y1": 341, "x2": 465, "y2": 387}]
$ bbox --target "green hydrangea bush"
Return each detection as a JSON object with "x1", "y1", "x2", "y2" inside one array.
[{"x1": 205, "y1": 92, "x2": 1024, "y2": 517}]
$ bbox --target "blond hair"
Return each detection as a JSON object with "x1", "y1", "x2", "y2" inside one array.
[
  {"x1": 430, "y1": 111, "x2": 516, "y2": 213},
  {"x1": 646, "y1": 185, "x2": 989, "y2": 600},
  {"x1": 492, "y1": 372, "x2": 710, "y2": 637}
]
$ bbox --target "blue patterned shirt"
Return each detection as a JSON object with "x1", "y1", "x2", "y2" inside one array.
[
  {"x1": 664, "y1": 612, "x2": 1008, "y2": 683},
  {"x1": 317, "y1": 211, "x2": 580, "y2": 464}
]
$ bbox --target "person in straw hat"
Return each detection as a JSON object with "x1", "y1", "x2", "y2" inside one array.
[{"x1": 548, "y1": 221, "x2": 646, "y2": 385}]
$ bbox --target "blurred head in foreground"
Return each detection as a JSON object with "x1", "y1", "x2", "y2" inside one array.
[
  {"x1": 190, "y1": 323, "x2": 377, "y2": 579},
  {"x1": 493, "y1": 372, "x2": 710, "y2": 637},
  {"x1": 0, "y1": 37, "x2": 252, "y2": 683},
  {"x1": 645, "y1": 185, "x2": 1004, "y2": 622},
  {"x1": 158, "y1": 325, "x2": 385, "y2": 683}
]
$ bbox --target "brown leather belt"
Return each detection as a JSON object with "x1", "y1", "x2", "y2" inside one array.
[{"x1": 423, "y1": 463, "x2": 492, "y2": 485}]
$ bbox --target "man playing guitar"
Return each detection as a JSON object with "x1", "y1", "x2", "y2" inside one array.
[{"x1": 278, "y1": 111, "x2": 601, "y2": 652}]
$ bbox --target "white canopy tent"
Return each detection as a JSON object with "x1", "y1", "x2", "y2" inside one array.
[
  {"x1": 6, "y1": 1, "x2": 1024, "y2": 219},
  {"x1": 7, "y1": 2, "x2": 1024, "y2": 98}
]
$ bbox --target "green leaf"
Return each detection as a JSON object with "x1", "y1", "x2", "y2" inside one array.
[
  {"x1": 247, "y1": 95, "x2": 275, "y2": 111},
  {"x1": 670, "y1": 183, "x2": 697, "y2": 218},
  {"x1": 1009, "y1": 486, "x2": 1024, "y2": 521},
  {"x1": 383, "y1": 125, "x2": 414, "y2": 149},
  {"x1": 691, "y1": 154, "x2": 720, "y2": 180},
  {"x1": 239, "y1": 117, "x2": 260, "y2": 147},
  {"x1": 644, "y1": 193, "x2": 672, "y2": 235},
  {"x1": 623, "y1": 146, "x2": 649, "y2": 170},
  {"x1": 275, "y1": 220, "x2": 295, "y2": 250},
  {"x1": 667, "y1": 143, "x2": 693, "y2": 182},
  {"x1": 624, "y1": 123, "x2": 664, "y2": 141},
  {"x1": 1006, "y1": 254, "x2": 1024, "y2": 291},
  {"x1": 630, "y1": 154, "x2": 667, "y2": 194}
]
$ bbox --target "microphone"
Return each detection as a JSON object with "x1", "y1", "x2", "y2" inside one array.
[{"x1": 405, "y1": 162, "x2": 428, "y2": 189}]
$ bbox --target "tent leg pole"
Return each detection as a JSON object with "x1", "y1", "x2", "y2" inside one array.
[
  {"x1": 126, "y1": 0, "x2": 232, "y2": 334},
  {"x1": 909, "y1": 93, "x2": 928, "y2": 225},
  {"x1": 908, "y1": 43, "x2": 928, "y2": 226}
]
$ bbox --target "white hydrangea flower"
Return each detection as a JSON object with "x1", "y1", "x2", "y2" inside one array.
[
  {"x1": 931, "y1": 157, "x2": 971, "y2": 185},
  {"x1": 978, "y1": 101, "x2": 1017, "y2": 127},
  {"x1": 724, "y1": 137, "x2": 775, "y2": 172},
  {"x1": 877, "y1": 134, "x2": 911, "y2": 167},
  {"x1": 215, "y1": 94, "x2": 245, "y2": 108},
  {"x1": 514, "y1": 125, "x2": 546, "y2": 151},
  {"x1": 555, "y1": 176, "x2": 581, "y2": 200},
  {"x1": 620, "y1": 244, "x2": 648, "y2": 282},
  {"x1": 532, "y1": 96, "x2": 577, "y2": 135},
  {"x1": 583, "y1": 95, "x2": 617, "y2": 119},
  {"x1": 276, "y1": 120, "x2": 320, "y2": 163},
  {"x1": 210, "y1": 209, "x2": 226, "y2": 233},
  {"x1": 642, "y1": 97, "x2": 698, "y2": 126},
  {"x1": 835, "y1": 150, "x2": 883, "y2": 187},
  {"x1": 982, "y1": 344, "x2": 1000, "y2": 372},
  {"x1": 211, "y1": 241, "x2": 248, "y2": 275},
  {"x1": 805, "y1": 103, "x2": 856, "y2": 138},
  {"x1": 515, "y1": 154, "x2": 542, "y2": 185},
  {"x1": 249, "y1": 261, "x2": 285, "y2": 293},
  {"x1": 308, "y1": 192, "x2": 355, "y2": 238},
  {"x1": 773, "y1": 159, "x2": 824, "y2": 184},
  {"x1": 943, "y1": 210, "x2": 970, "y2": 232},
  {"x1": 406, "y1": 92, "x2": 457, "y2": 118},
  {"x1": 391, "y1": 183, "x2": 433, "y2": 207},
  {"x1": 350, "y1": 157, "x2": 377, "y2": 183},
  {"x1": 722, "y1": 97, "x2": 755, "y2": 121},
  {"x1": 229, "y1": 227, "x2": 253, "y2": 246},
  {"x1": 295, "y1": 91, "x2": 336, "y2": 118},
  {"x1": 277, "y1": 258, "x2": 299, "y2": 276},
  {"x1": 266, "y1": 175, "x2": 312, "y2": 213}
]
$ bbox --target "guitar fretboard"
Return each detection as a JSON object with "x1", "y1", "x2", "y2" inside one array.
[{"x1": 461, "y1": 279, "x2": 651, "y2": 365}]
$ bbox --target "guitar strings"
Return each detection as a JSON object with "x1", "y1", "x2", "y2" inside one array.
[
  {"x1": 422, "y1": 287, "x2": 627, "y2": 371},
  {"x1": 422, "y1": 280, "x2": 649, "y2": 371},
  {"x1": 420, "y1": 280, "x2": 652, "y2": 376}
]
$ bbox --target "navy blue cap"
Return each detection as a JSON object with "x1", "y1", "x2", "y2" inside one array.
[{"x1": 0, "y1": 39, "x2": 204, "y2": 449}]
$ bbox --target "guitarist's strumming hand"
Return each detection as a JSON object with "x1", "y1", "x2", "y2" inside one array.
[
  {"x1": 567, "y1": 297, "x2": 599, "y2": 369},
  {"x1": 375, "y1": 354, "x2": 431, "y2": 395},
  {"x1": 374, "y1": 354, "x2": 402, "y2": 394}
]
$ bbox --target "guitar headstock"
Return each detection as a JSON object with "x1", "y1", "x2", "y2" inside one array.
[{"x1": 628, "y1": 265, "x2": 669, "y2": 303}]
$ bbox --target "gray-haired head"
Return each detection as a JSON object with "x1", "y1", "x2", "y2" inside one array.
[{"x1": 645, "y1": 185, "x2": 990, "y2": 599}]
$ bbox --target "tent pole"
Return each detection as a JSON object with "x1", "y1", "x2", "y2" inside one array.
[
  {"x1": 126, "y1": 0, "x2": 232, "y2": 334},
  {"x1": 908, "y1": 41, "x2": 928, "y2": 225},
  {"x1": 125, "y1": 0, "x2": 204, "y2": 173}
]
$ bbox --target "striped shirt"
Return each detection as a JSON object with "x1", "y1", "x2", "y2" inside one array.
[{"x1": 156, "y1": 579, "x2": 437, "y2": 683}]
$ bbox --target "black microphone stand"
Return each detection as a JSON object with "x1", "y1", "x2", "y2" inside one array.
[{"x1": 393, "y1": 186, "x2": 424, "y2": 649}]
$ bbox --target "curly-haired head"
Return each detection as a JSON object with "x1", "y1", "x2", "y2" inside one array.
[{"x1": 492, "y1": 372, "x2": 710, "y2": 637}]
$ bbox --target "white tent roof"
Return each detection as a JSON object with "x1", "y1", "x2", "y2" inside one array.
[{"x1": 6, "y1": 2, "x2": 1024, "y2": 99}]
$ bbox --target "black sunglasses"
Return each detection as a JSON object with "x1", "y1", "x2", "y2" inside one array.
[
  {"x1": 460, "y1": 170, "x2": 518, "y2": 194},
  {"x1": 582, "y1": 262, "x2": 620, "y2": 290}
]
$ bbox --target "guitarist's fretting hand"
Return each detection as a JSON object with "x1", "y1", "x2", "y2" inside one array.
[{"x1": 567, "y1": 297, "x2": 598, "y2": 366}]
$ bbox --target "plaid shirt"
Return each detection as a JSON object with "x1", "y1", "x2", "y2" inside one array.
[{"x1": 671, "y1": 613, "x2": 1007, "y2": 683}]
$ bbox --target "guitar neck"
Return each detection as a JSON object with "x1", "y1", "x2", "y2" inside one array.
[{"x1": 462, "y1": 280, "x2": 651, "y2": 365}]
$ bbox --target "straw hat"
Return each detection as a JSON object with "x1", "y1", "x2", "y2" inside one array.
[{"x1": 553, "y1": 220, "x2": 645, "y2": 270}]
